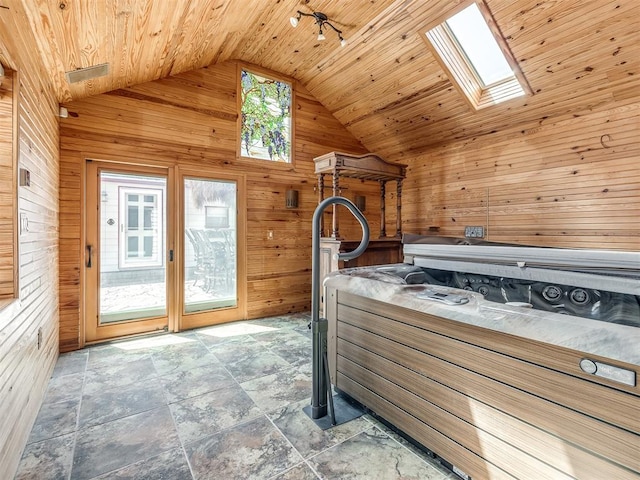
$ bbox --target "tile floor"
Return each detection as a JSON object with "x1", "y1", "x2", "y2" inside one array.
[{"x1": 14, "y1": 313, "x2": 457, "y2": 480}]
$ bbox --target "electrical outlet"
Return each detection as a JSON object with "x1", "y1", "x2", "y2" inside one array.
[
  {"x1": 464, "y1": 226, "x2": 484, "y2": 238},
  {"x1": 267, "y1": 230, "x2": 274, "y2": 240}
]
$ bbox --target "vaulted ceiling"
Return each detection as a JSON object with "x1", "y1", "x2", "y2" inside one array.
[{"x1": 14, "y1": 0, "x2": 640, "y2": 160}]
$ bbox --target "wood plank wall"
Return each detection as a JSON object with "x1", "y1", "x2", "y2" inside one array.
[
  {"x1": 58, "y1": 61, "x2": 370, "y2": 351},
  {"x1": 0, "y1": 3, "x2": 61, "y2": 478},
  {"x1": 0, "y1": 69, "x2": 15, "y2": 296},
  {"x1": 403, "y1": 101, "x2": 640, "y2": 250}
]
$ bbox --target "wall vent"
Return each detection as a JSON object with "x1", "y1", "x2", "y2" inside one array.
[{"x1": 65, "y1": 63, "x2": 109, "y2": 83}]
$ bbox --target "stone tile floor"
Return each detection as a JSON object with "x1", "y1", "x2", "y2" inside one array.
[{"x1": 14, "y1": 313, "x2": 457, "y2": 480}]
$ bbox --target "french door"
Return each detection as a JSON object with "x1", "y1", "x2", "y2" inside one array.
[
  {"x1": 84, "y1": 161, "x2": 245, "y2": 343},
  {"x1": 179, "y1": 169, "x2": 246, "y2": 330}
]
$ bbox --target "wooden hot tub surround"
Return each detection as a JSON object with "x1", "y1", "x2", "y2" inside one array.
[{"x1": 324, "y1": 272, "x2": 640, "y2": 480}]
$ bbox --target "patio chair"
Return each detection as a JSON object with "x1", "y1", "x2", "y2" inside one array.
[{"x1": 185, "y1": 228, "x2": 207, "y2": 287}]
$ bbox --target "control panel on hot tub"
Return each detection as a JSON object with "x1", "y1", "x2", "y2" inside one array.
[{"x1": 376, "y1": 264, "x2": 640, "y2": 327}]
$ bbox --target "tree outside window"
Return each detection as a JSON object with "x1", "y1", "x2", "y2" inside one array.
[{"x1": 240, "y1": 69, "x2": 292, "y2": 163}]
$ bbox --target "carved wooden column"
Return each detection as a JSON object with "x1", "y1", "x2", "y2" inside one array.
[
  {"x1": 318, "y1": 173, "x2": 325, "y2": 236},
  {"x1": 396, "y1": 179, "x2": 403, "y2": 238},
  {"x1": 379, "y1": 180, "x2": 387, "y2": 238},
  {"x1": 332, "y1": 169, "x2": 340, "y2": 238}
]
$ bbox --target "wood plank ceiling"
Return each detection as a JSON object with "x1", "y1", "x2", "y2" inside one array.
[{"x1": 16, "y1": 0, "x2": 640, "y2": 160}]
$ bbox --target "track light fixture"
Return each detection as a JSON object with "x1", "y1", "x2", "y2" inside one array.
[{"x1": 290, "y1": 10, "x2": 347, "y2": 47}]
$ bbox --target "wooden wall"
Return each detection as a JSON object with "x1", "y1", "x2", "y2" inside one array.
[
  {"x1": 0, "y1": 68, "x2": 15, "y2": 297},
  {"x1": 0, "y1": 3, "x2": 61, "y2": 478},
  {"x1": 403, "y1": 101, "x2": 640, "y2": 250},
  {"x1": 58, "y1": 61, "x2": 370, "y2": 351}
]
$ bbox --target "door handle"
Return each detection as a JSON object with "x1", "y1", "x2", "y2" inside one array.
[
  {"x1": 86, "y1": 245, "x2": 92, "y2": 268},
  {"x1": 169, "y1": 249, "x2": 174, "y2": 262}
]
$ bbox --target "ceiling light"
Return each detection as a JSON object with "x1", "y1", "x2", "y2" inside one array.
[{"x1": 290, "y1": 10, "x2": 345, "y2": 46}]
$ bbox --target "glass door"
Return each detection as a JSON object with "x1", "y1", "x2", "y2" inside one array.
[
  {"x1": 84, "y1": 163, "x2": 244, "y2": 341},
  {"x1": 180, "y1": 172, "x2": 246, "y2": 329},
  {"x1": 85, "y1": 162, "x2": 171, "y2": 342}
]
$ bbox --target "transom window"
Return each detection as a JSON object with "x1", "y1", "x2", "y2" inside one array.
[
  {"x1": 240, "y1": 69, "x2": 292, "y2": 163},
  {"x1": 424, "y1": 0, "x2": 531, "y2": 110}
]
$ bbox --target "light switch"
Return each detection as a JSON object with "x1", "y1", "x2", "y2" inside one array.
[{"x1": 20, "y1": 213, "x2": 29, "y2": 234}]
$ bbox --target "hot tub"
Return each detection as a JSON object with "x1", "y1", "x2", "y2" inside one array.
[{"x1": 323, "y1": 237, "x2": 640, "y2": 480}]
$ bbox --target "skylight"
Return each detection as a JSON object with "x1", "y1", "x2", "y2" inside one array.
[
  {"x1": 423, "y1": 0, "x2": 531, "y2": 110},
  {"x1": 445, "y1": 3, "x2": 513, "y2": 86}
]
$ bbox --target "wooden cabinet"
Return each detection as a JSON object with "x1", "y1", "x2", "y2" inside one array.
[
  {"x1": 314, "y1": 152, "x2": 407, "y2": 314},
  {"x1": 319, "y1": 237, "x2": 402, "y2": 278},
  {"x1": 319, "y1": 238, "x2": 402, "y2": 316},
  {"x1": 326, "y1": 290, "x2": 640, "y2": 480},
  {"x1": 314, "y1": 152, "x2": 406, "y2": 239}
]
